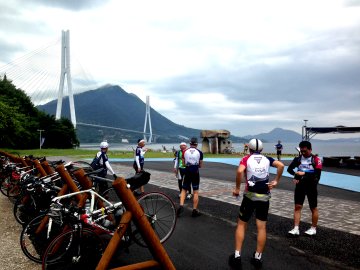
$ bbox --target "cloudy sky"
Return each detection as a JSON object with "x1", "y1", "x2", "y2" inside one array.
[{"x1": 1, "y1": 0, "x2": 360, "y2": 139}]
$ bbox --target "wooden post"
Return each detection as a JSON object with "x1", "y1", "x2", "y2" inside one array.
[
  {"x1": 41, "y1": 160, "x2": 55, "y2": 175},
  {"x1": 34, "y1": 159, "x2": 47, "y2": 177},
  {"x1": 96, "y1": 211, "x2": 132, "y2": 270},
  {"x1": 55, "y1": 164, "x2": 83, "y2": 202},
  {"x1": 96, "y1": 177, "x2": 176, "y2": 270}
]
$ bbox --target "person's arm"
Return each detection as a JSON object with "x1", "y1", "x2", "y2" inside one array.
[
  {"x1": 313, "y1": 156, "x2": 322, "y2": 181},
  {"x1": 233, "y1": 164, "x2": 245, "y2": 196},
  {"x1": 135, "y1": 156, "x2": 141, "y2": 170},
  {"x1": 268, "y1": 160, "x2": 284, "y2": 189},
  {"x1": 199, "y1": 151, "x2": 203, "y2": 168},
  {"x1": 287, "y1": 158, "x2": 297, "y2": 176},
  {"x1": 105, "y1": 160, "x2": 115, "y2": 175},
  {"x1": 173, "y1": 156, "x2": 179, "y2": 174}
]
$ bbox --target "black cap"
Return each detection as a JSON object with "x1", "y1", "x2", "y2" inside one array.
[{"x1": 190, "y1": 137, "x2": 198, "y2": 145}]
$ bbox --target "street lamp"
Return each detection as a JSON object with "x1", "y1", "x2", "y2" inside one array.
[{"x1": 37, "y1": 129, "x2": 44, "y2": 149}]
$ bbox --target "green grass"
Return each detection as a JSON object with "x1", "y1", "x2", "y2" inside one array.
[{"x1": 1, "y1": 148, "x2": 297, "y2": 159}]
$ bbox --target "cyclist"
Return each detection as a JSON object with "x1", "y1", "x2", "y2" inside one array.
[
  {"x1": 94, "y1": 141, "x2": 117, "y2": 192},
  {"x1": 173, "y1": 142, "x2": 192, "y2": 199},
  {"x1": 133, "y1": 139, "x2": 147, "y2": 195},
  {"x1": 229, "y1": 138, "x2": 284, "y2": 269}
]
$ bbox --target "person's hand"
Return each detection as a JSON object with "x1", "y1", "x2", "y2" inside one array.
[
  {"x1": 113, "y1": 174, "x2": 117, "y2": 179},
  {"x1": 267, "y1": 180, "x2": 278, "y2": 190},
  {"x1": 296, "y1": 171, "x2": 305, "y2": 176},
  {"x1": 232, "y1": 187, "x2": 240, "y2": 197},
  {"x1": 293, "y1": 179, "x2": 299, "y2": 184}
]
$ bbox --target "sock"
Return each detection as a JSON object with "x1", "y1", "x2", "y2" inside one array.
[
  {"x1": 255, "y1": 252, "x2": 262, "y2": 260},
  {"x1": 235, "y1": 250, "x2": 241, "y2": 258},
  {"x1": 294, "y1": 225, "x2": 299, "y2": 230}
]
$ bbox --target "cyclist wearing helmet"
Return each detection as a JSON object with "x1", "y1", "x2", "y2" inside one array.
[
  {"x1": 229, "y1": 138, "x2": 284, "y2": 269},
  {"x1": 94, "y1": 141, "x2": 117, "y2": 189},
  {"x1": 133, "y1": 139, "x2": 147, "y2": 195}
]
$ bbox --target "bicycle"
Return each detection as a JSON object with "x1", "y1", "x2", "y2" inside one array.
[
  {"x1": 14, "y1": 171, "x2": 63, "y2": 225},
  {"x1": 41, "y1": 176, "x2": 176, "y2": 269}
]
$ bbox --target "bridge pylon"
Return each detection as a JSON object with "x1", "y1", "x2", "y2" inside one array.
[
  {"x1": 143, "y1": 96, "x2": 153, "y2": 143},
  {"x1": 55, "y1": 30, "x2": 76, "y2": 128}
]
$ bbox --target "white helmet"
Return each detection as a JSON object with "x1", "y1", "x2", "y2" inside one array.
[
  {"x1": 100, "y1": 141, "x2": 109, "y2": 149},
  {"x1": 248, "y1": 138, "x2": 263, "y2": 152}
]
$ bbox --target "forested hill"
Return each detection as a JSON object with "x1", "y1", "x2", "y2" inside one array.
[
  {"x1": 37, "y1": 85, "x2": 202, "y2": 143},
  {"x1": 0, "y1": 76, "x2": 78, "y2": 149}
]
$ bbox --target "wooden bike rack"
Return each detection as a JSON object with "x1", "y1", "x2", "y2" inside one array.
[{"x1": 96, "y1": 177, "x2": 176, "y2": 270}]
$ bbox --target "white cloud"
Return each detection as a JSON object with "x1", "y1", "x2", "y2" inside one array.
[{"x1": 1, "y1": 0, "x2": 360, "y2": 139}]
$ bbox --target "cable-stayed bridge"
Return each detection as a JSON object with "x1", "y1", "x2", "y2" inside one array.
[{"x1": 0, "y1": 30, "x2": 157, "y2": 143}]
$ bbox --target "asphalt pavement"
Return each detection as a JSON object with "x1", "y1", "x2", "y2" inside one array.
[{"x1": 105, "y1": 161, "x2": 360, "y2": 270}]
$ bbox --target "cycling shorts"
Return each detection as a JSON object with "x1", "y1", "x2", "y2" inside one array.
[
  {"x1": 182, "y1": 170, "x2": 200, "y2": 191},
  {"x1": 294, "y1": 180, "x2": 318, "y2": 209},
  {"x1": 238, "y1": 195, "x2": 269, "y2": 222}
]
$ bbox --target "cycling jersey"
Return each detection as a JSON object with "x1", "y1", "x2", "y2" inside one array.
[
  {"x1": 287, "y1": 155, "x2": 322, "y2": 181},
  {"x1": 174, "y1": 149, "x2": 186, "y2": 169},
  {"x1": 95, "y1": 151, "x2": 115, "y2": 175},
  {"x1": 134, "y1": 146, "x2": 145, "y2": 169},
  {"x1": 240, "y1": 153, "x2": 275, "y2": 201},
  {"x1": 184, "y1": 147, "x2": 203, "y2": 172}
]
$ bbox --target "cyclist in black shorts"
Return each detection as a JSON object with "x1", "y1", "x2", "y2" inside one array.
[
  {"x1": 287, "y1": 140, "x2": 322, "y2": 237},
  {"x1": 176, "y1": 137, "x2": 203, "y2": 217},
  {"x1": 229, "y1": 139, "x2": 284, "y2": 269}
]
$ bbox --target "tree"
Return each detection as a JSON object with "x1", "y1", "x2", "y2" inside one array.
[{"x1": 0, "y1": 75, "x2": 79, "y2": 149}]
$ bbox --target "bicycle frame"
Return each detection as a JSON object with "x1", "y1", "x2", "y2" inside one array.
[{"x1": 51, "y1": 189, "x2": 123, "y2": 224}]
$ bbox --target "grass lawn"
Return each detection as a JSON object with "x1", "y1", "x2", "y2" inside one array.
[{"x1": 1, "y1": 148, "x2": 296, "y2": 159}]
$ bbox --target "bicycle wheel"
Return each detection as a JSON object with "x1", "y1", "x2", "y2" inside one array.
[
  {"x1": 20, "y1": 214, "x2": 64, "y2": 263},
  {"x1": 6, "y1": 177, "x2": 21, "y2": 198},
  {"x1": 42, "y1": 228, "x2": 105, "y2": 270},
  {"x1": 101, "y1": 187, "x2": 120, "y2": 204},
  {"x1": 0, "y1": 175, "x2": 18, "y2": 197},
  {"x1": 132, "y1": 192, "x2": 177, "y2": 247},
  {"x1": 14, "y1": 198, "x2": 36, "y2": 225}
]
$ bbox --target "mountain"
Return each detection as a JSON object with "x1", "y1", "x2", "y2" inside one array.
[
  {"x1": 244, "y1": 128, "x2": 302, "y2": 142},
  {"x1": 37, "y1": 85, "x2": 215, "y2": 143},
  {"x1": 244, "y1": 127, "x2": 360, "y2": 143}
]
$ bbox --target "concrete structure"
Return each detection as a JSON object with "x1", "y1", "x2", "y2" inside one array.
[
  {"x1": 56, "y1": 30, "x2": 76, "y2": 128},
  {"x1": 200, "y1": 130, "x2": 232, "y2": 154}
]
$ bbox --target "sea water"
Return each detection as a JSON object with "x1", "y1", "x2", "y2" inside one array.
[{"x1": 80, "y1": 142, "x2": 360, "y2": 157}]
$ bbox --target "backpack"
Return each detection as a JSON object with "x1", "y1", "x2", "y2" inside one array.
[{"x1": 90, "y1": 153, "x2": 102, "y2": 170}]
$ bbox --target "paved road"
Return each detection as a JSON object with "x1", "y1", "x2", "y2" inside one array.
[{"x1": 106, "y1": 161, "x2": 360, "y2": 270}]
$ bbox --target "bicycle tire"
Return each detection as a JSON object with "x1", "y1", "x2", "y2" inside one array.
[
  {"x1": 20, "y1": 214, "x2": 64, "y2": 263},
  {"x1": 101, "y1": 187, "x2": 121, "y2": 204},
  {"x1": 42, "y1": 228, "x2": 105, "y2": 270},
  {"x1": 132, "y1": 192, "x2": 177, "y2": 247},
  {"x1": 0, "y1": 176, "x2": 19, "y2": 197},
  {"x1": 0, "y1": 177, "x2": 10, "y2": 196},
  {"x1": 14, "y1": 199, "x2": 34, "y2": 225},
  {"x1": 6, "y1": 177, "x2": 21, "y2": 198}
]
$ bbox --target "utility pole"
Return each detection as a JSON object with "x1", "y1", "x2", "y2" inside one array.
[{"x1": 37, "y1": 129, "x2": 44, "y2": 149}]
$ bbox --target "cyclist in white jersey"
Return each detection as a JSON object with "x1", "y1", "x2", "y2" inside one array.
[
  {"x1": 229, "y1": 139, "x2": 284, "y2": 269},
  {"x1": 177, "y1": 137, "x2": 203, "y2": 217}
]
